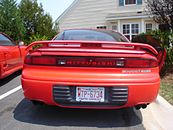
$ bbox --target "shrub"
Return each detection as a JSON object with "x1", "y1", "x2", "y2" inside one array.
[
  {"x1": 27, "y1": 33, "x2": 49, "y2": 49},
  {"x1": 132, "y1": 30, "x2": 173, "y2": 71},
  {"x1": 131, "y1": 33, "x2": 162, "y2": 50},
  {"x1": 29, "y1": 33, "x2": 49, "y2": 44}
]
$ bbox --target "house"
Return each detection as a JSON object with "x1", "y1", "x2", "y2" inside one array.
[{"x1": 55, "y1": 0, "x2": 158, "y2": 40}]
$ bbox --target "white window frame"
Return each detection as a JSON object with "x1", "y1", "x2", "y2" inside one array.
[
  {"x1": 145, "y1": 23, "x2": 153, "y2": 33},
  {"x1": 122, "y1": 23, "x2": 140, "y2": 40},
  {"x1": 124, "y1": 0, "x2": 137, "y2": 6}
]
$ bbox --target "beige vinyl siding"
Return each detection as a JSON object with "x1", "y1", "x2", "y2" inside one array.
[
  {"x1": 117, "y1": 3, "x2": 145, "y2": 12},
  {"x1": 58, "y1": 0, "x2": 144, "y2": 31}
]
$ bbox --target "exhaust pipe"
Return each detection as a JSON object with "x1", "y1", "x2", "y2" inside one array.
[
  {"x1": 141, "y1": 104, "x2": 147, "y2": 109},
  {"x1": 135, "y1": 104, "x2": 147, "y2": 110},
  {"x1": 135, "y1": 105, "x2": 141, "y2": 110}
]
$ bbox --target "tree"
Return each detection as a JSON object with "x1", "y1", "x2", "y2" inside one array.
[
  {"x1": 19, "y1": 0, "x2": 56, "y2": 43},
  {"x1": 53, "y1": 22, "x2": 60, "y2": 34},
  {"x1": 36, "y1": 13, "x2": 56, "y2": 38},
  {"x1": 146, "y1": 0, "x2": 173, "y2": 31},
  {"x1": 0, "y1": 0, "x2": 25, "y2": 41}
]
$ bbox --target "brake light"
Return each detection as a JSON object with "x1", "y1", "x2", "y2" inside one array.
[
  {"x1": 125, "y1": 59, "x2": 158, "y2": 68},
  {"x1": 24, "y1": 56, "x2": 158, "y2": 68},
  {"x1": 25, "y1": 56, "x2": 56, "y2": 65}
]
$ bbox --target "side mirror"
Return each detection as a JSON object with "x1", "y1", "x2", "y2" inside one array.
[{"x1": 18, "y1": 41, "x2": 24, "y2": 46}]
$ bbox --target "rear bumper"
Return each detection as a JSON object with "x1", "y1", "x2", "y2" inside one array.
[{"x1": 21, "y1": 77, "x2": 160, "y2": 109}]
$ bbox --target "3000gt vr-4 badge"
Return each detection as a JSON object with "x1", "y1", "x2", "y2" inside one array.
[{"x1": 122, "y1": 69, "x2": 151, "y2": 73}]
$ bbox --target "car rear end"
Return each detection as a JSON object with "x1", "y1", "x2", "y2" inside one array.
[{"x1": 21, "y1": 40, "x2": 160, "y2": 109}]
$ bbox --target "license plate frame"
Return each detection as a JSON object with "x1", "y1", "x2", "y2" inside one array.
[{"x1": 76, "y1": 87, "x2": 105, "y2": 102}]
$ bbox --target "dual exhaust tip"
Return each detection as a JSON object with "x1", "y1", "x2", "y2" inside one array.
[{"x1": 135, "y1": 104, "x2": 148, "y2": 110}]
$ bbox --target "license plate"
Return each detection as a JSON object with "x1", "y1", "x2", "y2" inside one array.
[{"x1": 76, "y1": 87, "x2": 105, "y2": 102}]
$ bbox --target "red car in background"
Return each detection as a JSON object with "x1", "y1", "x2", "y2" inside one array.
[
  {"x1": 22, "y1": 29, "x2": 165, "y2": 110},
  {"x1": 0, "y1": 32, "x2": 26, "y2": 79}
]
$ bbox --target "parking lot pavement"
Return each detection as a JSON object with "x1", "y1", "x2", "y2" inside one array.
[
  {"x1": 0, "y1": 73, "x2": 173, "y2": 130},
  {"x1": 0, "y1": 71, "x2": 21, "y2": 96},
  {"x1": 0, "y1": 92, "x2": 145, "y2": 130}
]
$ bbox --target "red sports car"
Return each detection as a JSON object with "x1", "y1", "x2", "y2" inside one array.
[
  {"x1": 0, "y1": 32, "x2": 26, "y2": 79},
  {"x1": 22, "y1": 29, "x2": 165, "y2": 110}
]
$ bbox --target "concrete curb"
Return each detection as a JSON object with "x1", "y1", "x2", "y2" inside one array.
[
  {"x1": 141, "y1": 95, "x2": 173, "y2": 130},
  {"x1": 157, "y1": 95, "x2": 173, "y2": 110}
]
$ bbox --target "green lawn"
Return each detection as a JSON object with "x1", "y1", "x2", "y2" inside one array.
[{"x1": 160, "y1": 73, "x2": 173, "y2": 105}]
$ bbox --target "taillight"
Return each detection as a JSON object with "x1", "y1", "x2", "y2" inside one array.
[
  {"x1": 125, "y1": 59, "x2": 158, "y2": 68},
  {"x1": 24, "y1": 56, "x2": 56, "y2": 65},
  {"x1": 24, "y1": 56, "x2": 158, "y2": 68}
]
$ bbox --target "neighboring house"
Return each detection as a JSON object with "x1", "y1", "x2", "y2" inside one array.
[{"x1": 55, "y1": 0, "x2": 158, "y2": 40}]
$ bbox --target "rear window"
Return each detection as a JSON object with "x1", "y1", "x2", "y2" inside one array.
[{"x1": 54, "y1": 30, "x2": 129, "y2": 42}]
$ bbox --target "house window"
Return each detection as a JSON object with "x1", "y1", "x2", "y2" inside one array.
[
  {"x1": 146, "y1": 23, "x2": 152, "y2": 32},
  {"x1": 112, "y1": 25, "x2": 117, "y2": 31},
  {"x1": 125, "y1": 0, "x2": 136, "y2": 5},
  {"x1": 123, "y1": 24, "x2": 130, "y2": 40},
  {"x1": 119, "y1": 0, "x2": 142, "y2": 6},
  {"x1": 97, "y1": 26, "x2": 107, "y2": 29},
  {"x1": 123, "y1": 23, "x2": 139, "y2": 40},
  {"x1": 132, "y1": 24, "x2": 139, "y2": 34}
]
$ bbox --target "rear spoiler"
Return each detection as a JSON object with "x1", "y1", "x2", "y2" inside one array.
[{"x1": 26, "y1": 40, "x2": 158, "y2": 55}]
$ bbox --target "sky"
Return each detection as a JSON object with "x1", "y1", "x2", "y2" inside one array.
[{"x1": 17, "y1": 0, "x2": 75, "y2": 22}]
